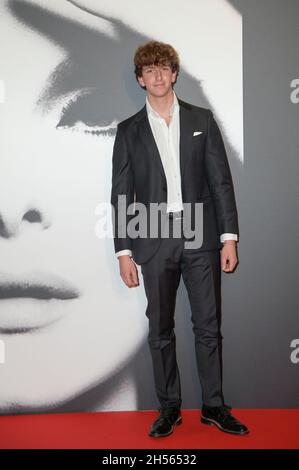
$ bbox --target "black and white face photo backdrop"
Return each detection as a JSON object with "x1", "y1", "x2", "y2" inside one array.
[{"x1": 11, "y1": 0, "x2": 299, "y2": 415}]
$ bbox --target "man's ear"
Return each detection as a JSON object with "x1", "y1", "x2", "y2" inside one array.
[
  {"x1": 137, "y1": 76, "x2": 145, "y2": 88},
  {"x1": 172, "y1": 70, "x2": 178, "y2": 84}
]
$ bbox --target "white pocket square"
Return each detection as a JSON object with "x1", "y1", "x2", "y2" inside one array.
[{"x1": 193, "y1": 131, "x2": 203, "y2": 136}]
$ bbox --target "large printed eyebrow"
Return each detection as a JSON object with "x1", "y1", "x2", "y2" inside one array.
[
  {"x1": 7, "y1": 0, "x2": 149, "y2": 119},
  {"x1": 7, "y1": 0, "x2": 213, "y2": 131}
]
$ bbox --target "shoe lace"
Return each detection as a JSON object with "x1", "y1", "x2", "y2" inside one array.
[{"x1": 217, "y1": 405, "x2": 237, "y2": 423}]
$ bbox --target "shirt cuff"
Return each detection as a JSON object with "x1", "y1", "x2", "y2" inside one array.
[
  {"x1": 116, "y1": 249, "x2": 133, "y2": 258},
  {"x1": 220, "y1": 233, "x2": 238, "y2": 243}
]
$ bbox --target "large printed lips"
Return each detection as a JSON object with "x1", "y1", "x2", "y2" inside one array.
[
  {"x1": 0, "y1": 272, "x2": 79, "y2": 299},
  {"x1": 0, "y1": 271, "x2": 80, "y2": 333}
]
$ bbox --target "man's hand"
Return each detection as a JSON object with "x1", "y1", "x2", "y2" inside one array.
[
  {"x1": 221, "y1": 241, "x2": 238, "y2": 273},
  {"x1": 118, "y1": 255, "x2": 140, "y2": 288}
]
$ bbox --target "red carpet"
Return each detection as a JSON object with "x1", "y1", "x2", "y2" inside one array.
[{"x1": 0, "y1": 409, "x2": 298, "y2": 449}]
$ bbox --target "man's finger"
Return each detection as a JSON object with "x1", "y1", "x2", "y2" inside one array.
[
  {"x1": 221, "y1": 253, "x2": 228, "y2": 271},
  {"x1": 130, "y1": 267, "x2": 139, "y2": 286},
  {"x1": 223, "y1": 257, "x2": 238, "y2": 272}
]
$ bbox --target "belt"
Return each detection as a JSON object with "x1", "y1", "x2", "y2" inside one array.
[{"x1": 168, "y1": 210, "x2": 184, "y2": 220}]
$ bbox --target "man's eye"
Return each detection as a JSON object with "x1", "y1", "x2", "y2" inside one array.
[{"x1": 56, "y1": 91, "x2": 118, "y2": 137}]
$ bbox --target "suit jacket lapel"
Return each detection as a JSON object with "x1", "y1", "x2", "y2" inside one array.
[
  {"x1": 178, "y1": 99, "x2": 194, "y2": 179},
  {"x1": 138, "y1": 107, "x2": 167, "y2": 183}
]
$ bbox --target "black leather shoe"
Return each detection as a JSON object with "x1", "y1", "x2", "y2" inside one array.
[
  {"x1": 201, "y1": 404, "x2": 249, "y2": 435},
  {"x1": 148, "y1": 406, "x2": 182, "y2": 437}
]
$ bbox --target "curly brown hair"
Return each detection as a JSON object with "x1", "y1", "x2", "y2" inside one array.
[{"x1": 134, "y1": 40, "x2": 180, "y2": 87}]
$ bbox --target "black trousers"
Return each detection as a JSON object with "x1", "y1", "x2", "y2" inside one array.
[{"x1": 140, "y1": 213, "x2": 225, "y2": 410}]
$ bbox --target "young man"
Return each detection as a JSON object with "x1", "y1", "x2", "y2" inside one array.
[{"x1": 111, "y1": 40, "x2": 249, "y2": 437}]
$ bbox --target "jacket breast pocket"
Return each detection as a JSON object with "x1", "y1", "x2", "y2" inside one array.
[{"x1": 192, "y1": 132, "x2": 206, "y2": 148}]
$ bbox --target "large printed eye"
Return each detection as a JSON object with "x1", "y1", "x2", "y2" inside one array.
[{"x1": 56, "y1": 89, "x2": 118, "y2": 137}]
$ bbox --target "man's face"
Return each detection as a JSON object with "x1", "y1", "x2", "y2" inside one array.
[{"x1": 137, "y1": 63, "x2": 177, "y2": 97}]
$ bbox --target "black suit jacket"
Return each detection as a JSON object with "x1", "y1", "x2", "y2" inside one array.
[{"x1": 111, "y1": 97, "x2": 239, "y2": 265}]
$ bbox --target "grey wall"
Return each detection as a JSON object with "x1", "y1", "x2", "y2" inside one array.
[{"x1": 176, "y1": 0, "x2": 299, "y2": 408}]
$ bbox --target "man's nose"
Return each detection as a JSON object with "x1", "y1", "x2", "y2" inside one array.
[{"x1": 154, "y1": 68, "x2": 162, "y2": 79}]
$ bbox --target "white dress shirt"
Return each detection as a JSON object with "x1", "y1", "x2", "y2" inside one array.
[{"x1": 116, "y1": 91, "x2": 237, "y2": 258}]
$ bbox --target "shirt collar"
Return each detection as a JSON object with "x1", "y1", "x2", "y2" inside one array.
[{"x1": 146, "y1": 90, "x2": 179, "y2": 120}]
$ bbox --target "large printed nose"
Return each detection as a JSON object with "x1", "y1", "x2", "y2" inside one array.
[{"x1": 0, "y1": 201, "x2": 51, "y2": 238}]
